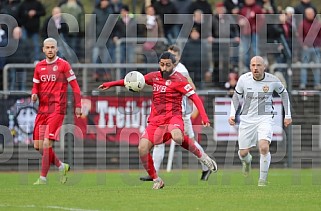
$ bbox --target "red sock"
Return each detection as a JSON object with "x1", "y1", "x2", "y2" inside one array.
[
  {"x1": 50, "y1": 148, "x2": 61, "y2": 167},
  {"x1": 140, "y1": 153, "x2": 157, "y2": 180},
  {"x1": 40, "y1": 148, "x2": 51, "y2": 177},
  {"x1": 181, "y1": 135, "x2": 202, "y2": 158}
]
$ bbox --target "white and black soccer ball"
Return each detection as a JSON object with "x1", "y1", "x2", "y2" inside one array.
[{"x1": 124, "y1": 71, "x2": 145, "y2": 92}]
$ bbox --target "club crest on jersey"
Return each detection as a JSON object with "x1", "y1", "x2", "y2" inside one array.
[
  {"x1": 263, "y1": 85, "x2": 269, "y2": 93},
  {"x1": 53, "y1": 65, "x2": 58, "y2": 71},
  {"x1": 165, "y1": 80, "x2": 171, "y2": 86}
]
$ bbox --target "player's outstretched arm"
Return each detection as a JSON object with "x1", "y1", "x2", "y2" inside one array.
[
  {"x1": 188, "y1": 94, "x2": 210, "y2": 127},
  {"x1": 98, "y1": 79, "x2": 125, "y2": 90}
]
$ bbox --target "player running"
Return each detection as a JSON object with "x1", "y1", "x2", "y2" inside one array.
[{"x1": 228, "y1": 56, "x2": 292, "y2": 186}]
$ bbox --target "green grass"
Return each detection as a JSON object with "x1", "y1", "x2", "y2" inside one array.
[{"x1": 0, "y1": 169, "x2": 321, "y2": 211}]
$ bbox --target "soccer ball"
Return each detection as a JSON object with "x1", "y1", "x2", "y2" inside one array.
[{"x1": 124, "y1": 71, "x2": 145, "y2": 92}]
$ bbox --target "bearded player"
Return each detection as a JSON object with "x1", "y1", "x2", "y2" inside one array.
[{"x1": 98, "y1": 52, "x2": 217, "y2": 189}]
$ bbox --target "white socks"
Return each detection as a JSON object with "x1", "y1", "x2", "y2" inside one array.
[
  {"x1": 58, "y1": 163, "x2": 65, "y2": 171},
  {"x1": 152, "y1": 144, "x2": 165, "y2": 173},
  {"x1": 238, "y1": 150, "x2": 252, "y2": 164},
  {"x1": 194, "y1": 141, "x2": 208, "y2": 171},
  {"x1": 40, "y1": 176, "x2": 46, "y2": 181},
  {"x1": 259, "y1": 152, "x2": 271, "y2": 181}
]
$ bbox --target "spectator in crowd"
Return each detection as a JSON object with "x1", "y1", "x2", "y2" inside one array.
[
  {"x1": 6, "y1": 26, "x2": 30, "y2": 91},
  {"x1": 140, "y1": 0, "x2": 157, "y2": 14},
  {"x1": 58, "y1": 0, "x2": 84, "y2": 10},
  {"x1": 181, "y1": 28, "x2": 209, "y2": 89},
  {"x1": 294, "y1": 0, "x2": 317, "y2": 30},
  {"x1": 89, "y1": 0, "x2": 114, "y2": 82},
  {"x1": 60, "y1": 0, "x2": 85, "y2": 63},
  {"x1": 173, "y1": 0, "x2": 192, "y2": 14},
  {"x1": 191, "y1": 9, "x2": 212, "y2": 40},
  {"x1": 257, "y1": 0, "x2": 277, "y2": 14},
  {"x1": 0, "y1": 0, "x2": 21, "y2": 22},
  {"x1": 137, "y1": 5, "x2": 165, "y2": 72},
  {"x1": 17, "y1": 0, "x2": 45, "y2": 62},
  {"x1": 172, "y1": 0, "x2": 193, "y2": 32},
  {"x1": 294, "y1": 0, "x2": 317, "y2": 18},
  {"x1": 188, "y1": 0, "x2": 212, "y2": 14},
  {"x1": 298, "y1": 7, "x2": 321, "y2": 90},
  {"x1": 42, "y1": 7, "x2": 70, "y2": 59},
  {"x1": 113, "y1": 4, "x2": 137, "y2": 78},
  {"x1": 110, "y1": 0, "x2": 123, "y2": 14},
  {"x1": 270, "y1": 7, "x2": 296, "y2": 84},
  {"x1": 211, "y1": 2, "x2": 240, "y2": 87},
  {"x1": 238, "y1": 0, "x2": 264, "y2": 69},
  {"x1": 224, "y1": 0, "x2": 243, "y2": 14},
  {"x1": 225, "y1": 72, "x2": 238, "y2": 97},
  {"x1": 153, "y1": 0, "x2": 179, "y2": 44}
]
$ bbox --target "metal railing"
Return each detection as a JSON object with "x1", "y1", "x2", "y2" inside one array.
[{"x1": 2, "y1": 63, "x2": 159, "y2": 94}]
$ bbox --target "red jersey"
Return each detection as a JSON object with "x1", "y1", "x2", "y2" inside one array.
[
  {"x1": 32, "y1": 57, "x2": 77, "y2": 114},
  {"x1": 144, "y1": 71, "x2": 195, "y2": 125}
]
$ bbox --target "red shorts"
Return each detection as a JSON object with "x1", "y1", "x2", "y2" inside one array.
[
  {"x1": 141, "y1": 116, "x2": 184, "y2": 144},
  {"x1": 33, "y1": 113, "x2": 65, "y2": 141}
]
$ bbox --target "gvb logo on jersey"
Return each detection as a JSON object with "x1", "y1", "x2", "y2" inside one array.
[{"x1": 40, "y1": 74, "x2": 57, "y2": 82}]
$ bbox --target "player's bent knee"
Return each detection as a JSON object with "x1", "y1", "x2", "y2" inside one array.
[
  {"x1": 259, "y1": 144, "x2": 269, "y2": 154},
  {"x1": 138, "y1": 138, "x2": 152, "y2": 155},
  {"x1": 239, "y1": 149, "x2": 250, "y2": 157}
]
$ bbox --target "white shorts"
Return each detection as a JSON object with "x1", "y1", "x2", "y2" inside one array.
[
  {"x1": 183, "y1": 114, "x2": 194, "y2": 139},
  {"x1": 238, "y1": 118, "x2": 273, "y2": 149}
]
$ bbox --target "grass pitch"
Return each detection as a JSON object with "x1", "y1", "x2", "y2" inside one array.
[{"x1": 0, "y1": 169, "x2": 321, "y2": 211}]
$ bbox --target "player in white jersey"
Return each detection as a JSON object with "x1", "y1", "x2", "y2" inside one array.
[
  {"x1": 140, "y1": 45, "x2": 211, "y2": 181},
  {"x1": 228, "y1": 56, "x2": 292, "y2": 186}
]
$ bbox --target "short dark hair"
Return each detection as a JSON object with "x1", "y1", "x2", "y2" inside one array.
[
  {"x1": 122, "y1": 4, "x2": 129, "y2": 12},
  {"x1": 168, "y1": 45, "x2": 181, "y2": 56},
  {"x1": 159, "y1": 52, "x2": 176, "y2": 64}
]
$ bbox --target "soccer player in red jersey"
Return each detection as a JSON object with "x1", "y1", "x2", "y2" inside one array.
[
  {"x1": 98, "y1": 52, "x2": 217, "y2": 189},
  {"x1": 32, "y1": 38, "x2": 82, "y2": 185}
]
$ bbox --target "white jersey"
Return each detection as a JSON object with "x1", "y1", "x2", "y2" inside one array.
[
  {"x1": 232, "y1": 72, "x2": 287, "y2": 124},
  {"x1": 175, "y1": 63, "x2": 193, "y2": 115}
]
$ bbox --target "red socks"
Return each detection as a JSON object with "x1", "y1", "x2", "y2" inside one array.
[
  {"x1": 181, "y1": 135, "x2": 202, "y2": 158},
  {"x1": 40, "y1": 147, "x2": 61, "y2": 177},
  {"x1": 140, "y1": 153, "x2": 157, "y2": 180}
]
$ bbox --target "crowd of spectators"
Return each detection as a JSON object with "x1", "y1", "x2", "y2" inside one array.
[{"x1": 0, "y1": 0, "x2": 321, "y2": 91}]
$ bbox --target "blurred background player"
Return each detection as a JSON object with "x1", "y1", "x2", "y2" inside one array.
[
  {"x1": 228, "y1": 56, "x2": 292, "y2": 186},
  {"x1": 140, "y1": 45, "x2": 211, "y2": 182},
  {"x1": 32, "y1": 38, "x2": 82, "y2": 185},
  {"x1": 98, "y1": 52, "x2": 217, "y2": 189}
]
